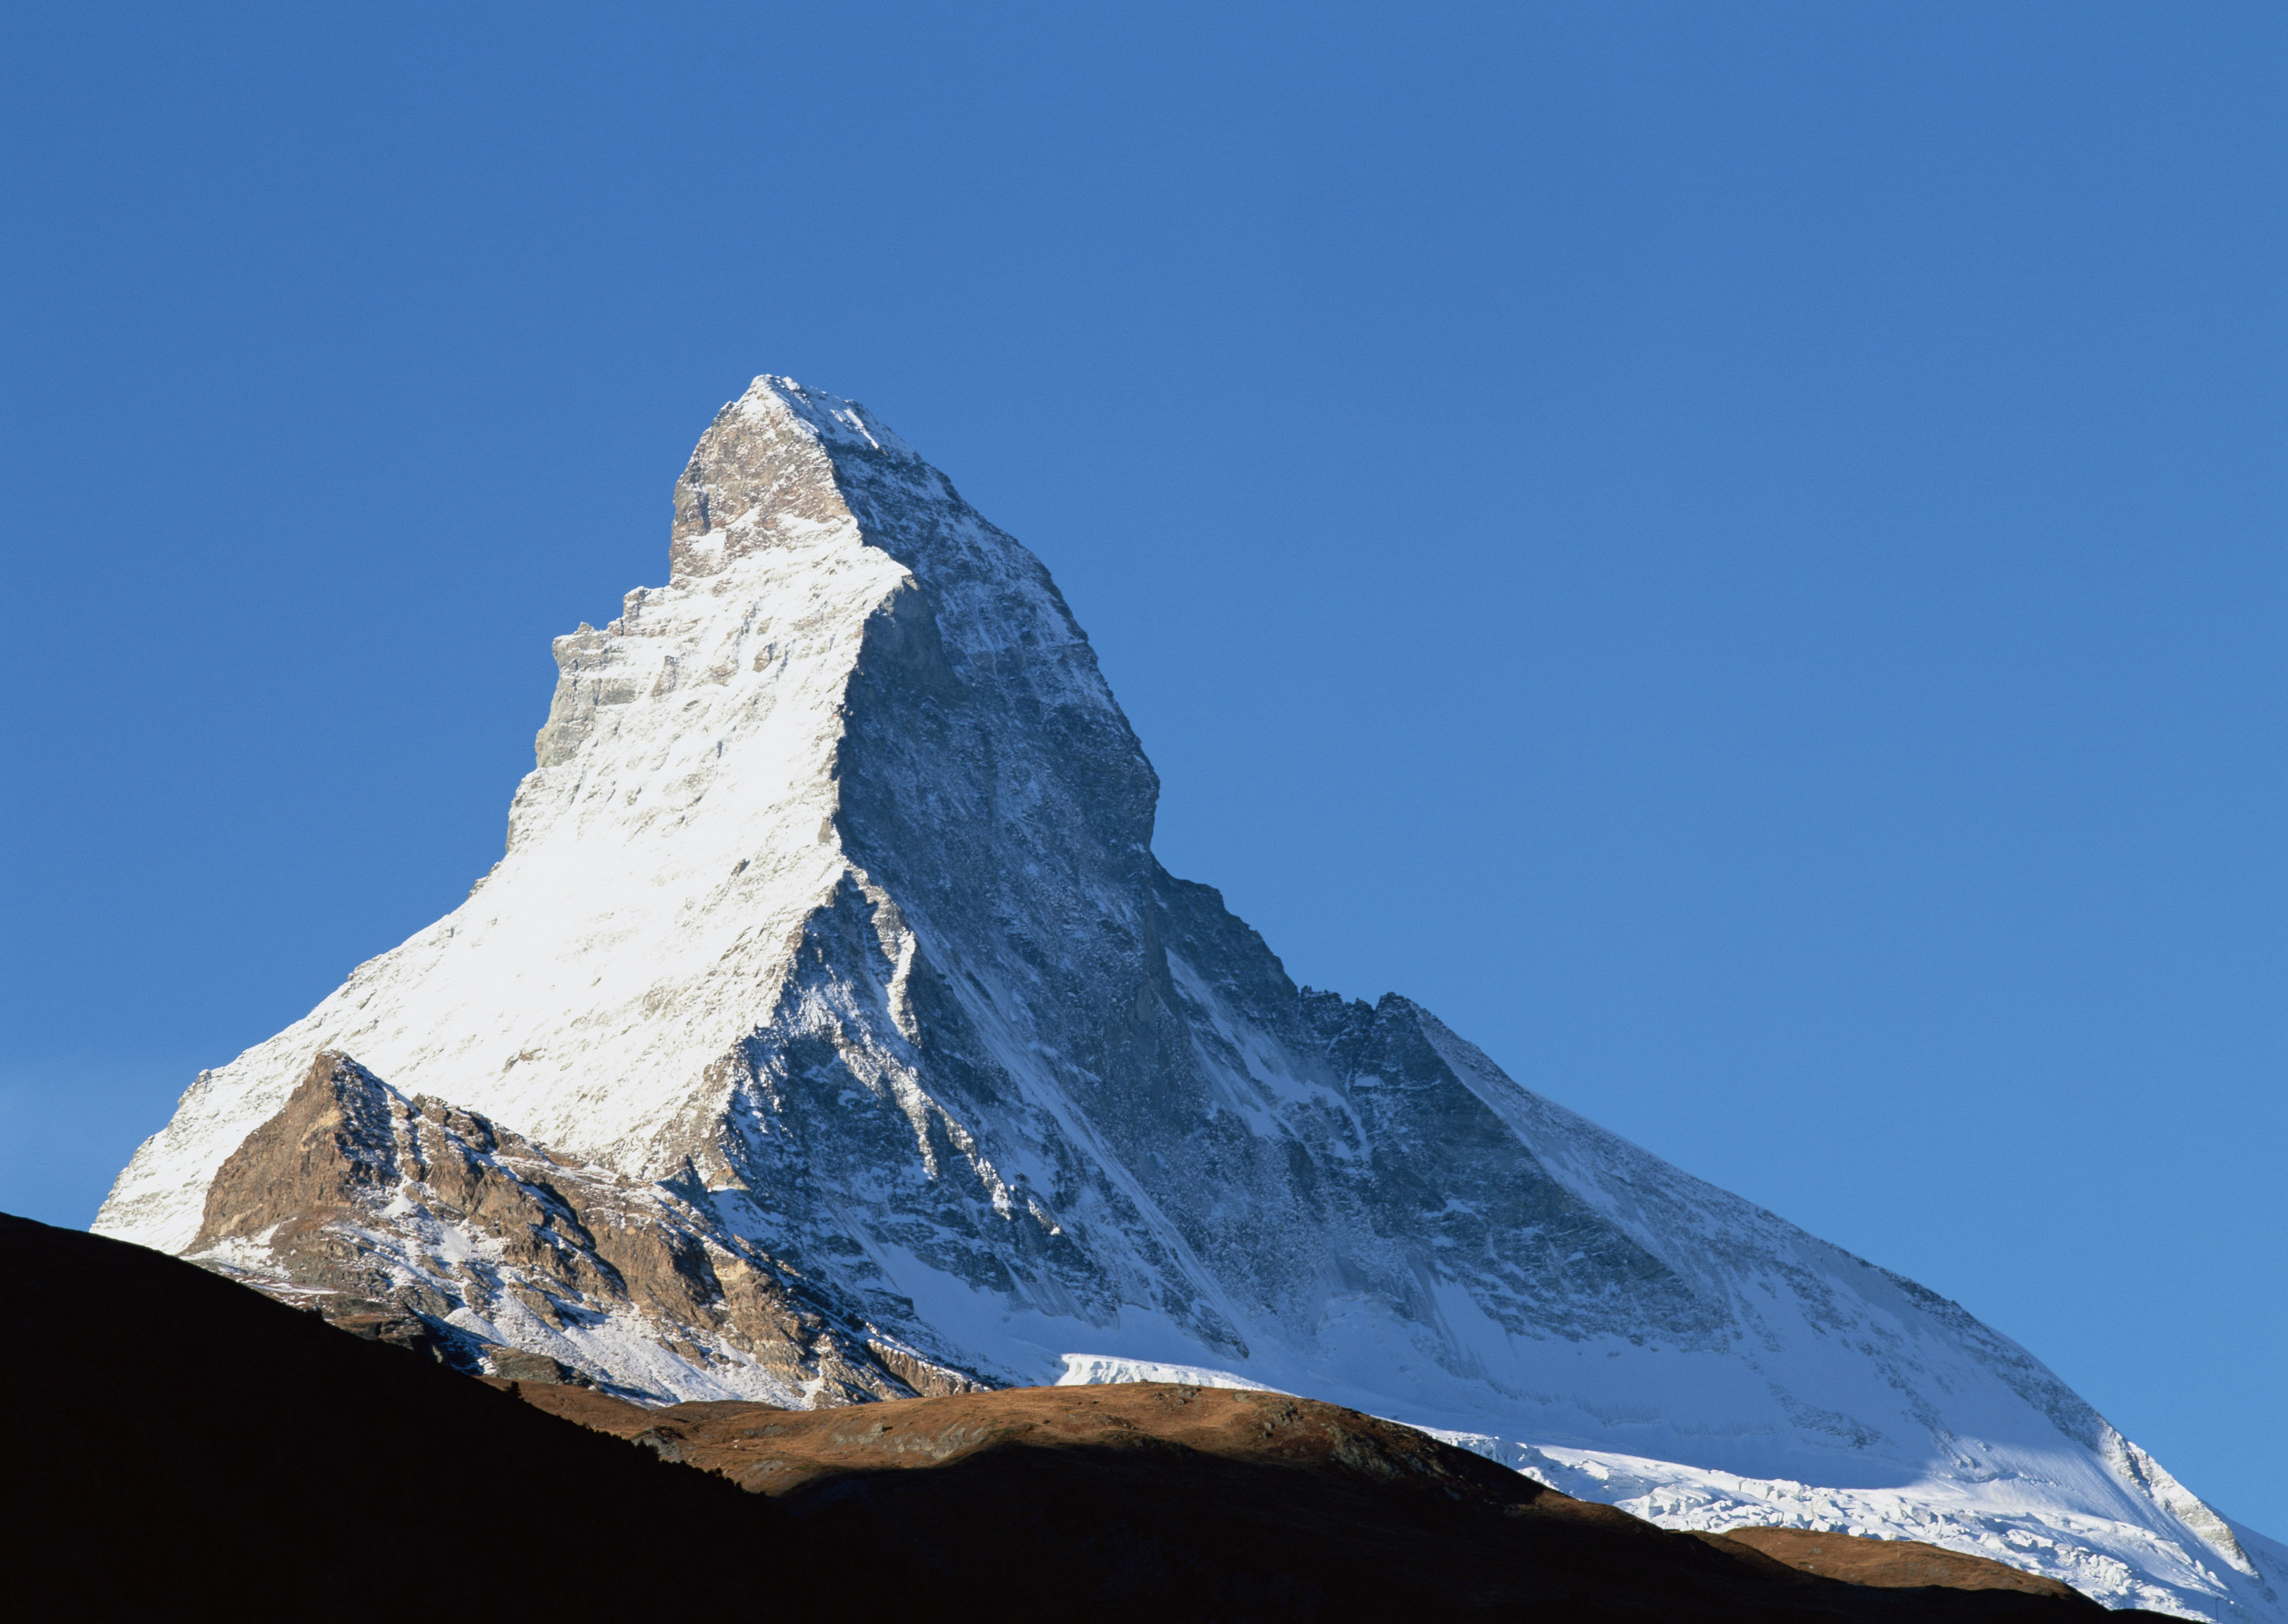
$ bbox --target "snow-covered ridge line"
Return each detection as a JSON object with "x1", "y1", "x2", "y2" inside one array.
[{"x1": 99, "y1": 375, "x2": 2278, "y2": 1620}]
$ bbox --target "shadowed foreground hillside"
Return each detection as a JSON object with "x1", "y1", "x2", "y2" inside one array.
[
  {"x1": 497, "y1": 1375, "x2": 2158, "y2": 1621},
  {"x1": 0, "y1": 1214, "x2": 814, "y2": 1615},
  {"x1": 2, "y1": 1213, "x2": 2177, "y2": 1620}
]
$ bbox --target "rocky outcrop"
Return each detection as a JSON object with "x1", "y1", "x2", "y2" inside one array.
[{"x1": 189, "y1": 1049, "x2": 976, "y2": 1402}]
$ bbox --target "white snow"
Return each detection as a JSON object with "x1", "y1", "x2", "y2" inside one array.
[{"x1": 1055, "y1": 1353, "x2": 1279, "y2": 1392}]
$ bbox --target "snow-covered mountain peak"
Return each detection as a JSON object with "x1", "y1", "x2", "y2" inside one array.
[{"x1": 96, "y1": 375, "x2": 2279, "y2": 1620}]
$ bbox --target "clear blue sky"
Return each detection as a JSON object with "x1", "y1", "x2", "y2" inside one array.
[{"x1": 4, "y1": 2, "x2": 2281, "y2": 1533}]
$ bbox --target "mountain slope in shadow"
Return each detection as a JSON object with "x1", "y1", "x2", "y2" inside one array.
[
  {"x1": 497, "y1": 1377, "x2": 2162, "y2": 1621},
  {"x1": 0, "y1": 1214, "x2": 815, "y2": 1615},
  {"x1": 5, "y1": 1211, "x2": 2174, "y2": 1622}
]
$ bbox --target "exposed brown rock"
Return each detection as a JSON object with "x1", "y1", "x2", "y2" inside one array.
[{"x1": 191, "y1": 1048, "x2": 977, "y2": 1402}]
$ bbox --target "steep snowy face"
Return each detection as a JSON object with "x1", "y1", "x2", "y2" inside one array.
[
  {"x1": 100, "y1": 382, "x2": 949, "y2": 1247},
  {"x1": 99, "y1": 377, "x2": 2277, "y2": 1620}
]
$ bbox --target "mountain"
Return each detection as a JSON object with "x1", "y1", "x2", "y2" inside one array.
[{"x1": 95, "y1": 376, "x2": 2281, "y2": 1619}]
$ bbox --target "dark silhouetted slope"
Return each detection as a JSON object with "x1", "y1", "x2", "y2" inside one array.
[{"x1": 0, "y1": 1214, "x2": 816, "y2": 1615}]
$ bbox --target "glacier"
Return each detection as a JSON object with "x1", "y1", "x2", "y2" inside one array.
[{"x1": 96, "y1": 375, "x2": 2278, "y2": 1619}]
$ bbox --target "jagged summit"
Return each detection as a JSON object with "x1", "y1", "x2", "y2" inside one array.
[
  {"x1": 665, "y1": 378, "x2": 920, "y2": 578},
  {"x1": 104, "y1": 374, "x2": 1139, "y2": 1256},
  {"x1": 98, "y1": 376, "x2": 2280, "y2": 1619}
]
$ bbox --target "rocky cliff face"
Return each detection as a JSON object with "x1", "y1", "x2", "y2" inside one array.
[
  {"x1": 97, "y1": 377, "x2": 2280, "y2": 1619},
  {"x1": 190, "y1": 1049, "x2": 973, "y2": 1400}
]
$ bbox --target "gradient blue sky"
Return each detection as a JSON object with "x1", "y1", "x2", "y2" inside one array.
[{"x1": 4, "y1": 2, "x2": 2282, "y2": 1532}]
